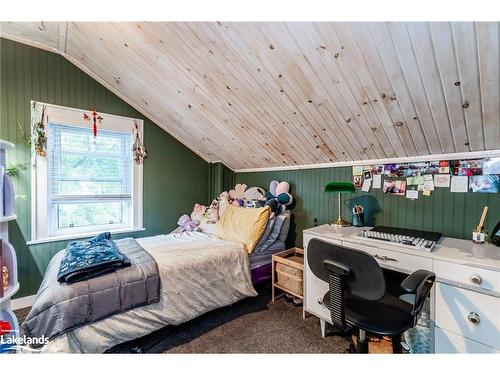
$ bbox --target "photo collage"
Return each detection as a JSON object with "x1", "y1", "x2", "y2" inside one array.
[{"x1": 352, "y1": 157, "x2": 500, "y2": 200}]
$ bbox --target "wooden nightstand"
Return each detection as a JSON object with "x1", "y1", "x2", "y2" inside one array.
[{"x1": 271, "y1": 248, "x2": 305, "y2": 318}]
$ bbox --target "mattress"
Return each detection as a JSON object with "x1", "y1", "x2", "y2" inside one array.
[
  {"x1": 42, "y1": 232, "x2": 257, "y2": 353},
  {"x1": 249, "y1": 240, "x2": 286, "y2": 269}
]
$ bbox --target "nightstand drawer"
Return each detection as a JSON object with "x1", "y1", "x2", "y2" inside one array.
[
  {"x1": 435, "y1": 283, "x2": 500, "y2": 349},
  {"x1": 434, "y1": 260, "x2": 499, "y2": 293}
]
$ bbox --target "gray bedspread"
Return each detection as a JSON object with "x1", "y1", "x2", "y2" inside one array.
[{"x1": 22, "y1": 238, "x2": 160, "y2": 345}]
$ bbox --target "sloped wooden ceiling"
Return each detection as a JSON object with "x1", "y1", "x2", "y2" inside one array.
[{"x1": 1, "y1": 22, "x2": 499, "y2": 169}]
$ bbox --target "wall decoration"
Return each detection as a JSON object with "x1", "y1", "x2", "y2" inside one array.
[
  {"x1": 352, "y1": 156, "x2": 498, "y2": 197},
  {"x1": 384, "y1": 164, "x2": 397, "y2": 176},
  {"x1": 32, "y1": 104, "x2": 47, "y2": 157},
  {"x1": 407, "y1": 175, "x2": 424, "y2": 186},
  {"x1": 83, "y1": 109, "x2": 103, "y2": 140},
  {"x1": 406, "y1": 190, "x2": 419, "y2": 200},
  {"x1": 353, "y1": 175, "x2": 362, "y2": 188},
  {"x1": 352, "y1": 166, "x2": 363, "y2": 175},
  {"x1": 450, "y1": 160, "x2": 483, "y2": 176},
  {"x1": 361, "y1": 179, "x2": 371, "y2": 192},
  {"x1": 450, "y1": 176, "x2": 468, "y2": 193},
  {"x1": 438, "y1": 160, "x2": 450, "y2": 174},
  {"x1": 383, "y1": 180, "x2": 406, "y2": 195},
  {"x1": 469, "y1": 175, "x2": 499, "y2": 193},
  {"x1": 434, "y1": 174, "x2": 451, "y2": 188},
  {"x1": 132, "y1": 119, "x2": 147, "y2": 164},
  {"x1": 483, "y1": 158, "x2": 500, "y2": 175}
]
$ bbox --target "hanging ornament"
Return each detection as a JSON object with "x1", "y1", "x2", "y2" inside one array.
[
  {"x1": 132, "y1": 119, "x2": 147, "y2": 164},
  {"x1": 32, "y1": 103, "x2": 48, "y2": 157},
  {"x1": 83, "y1": 109, "x2": 103, "y2": 141}
]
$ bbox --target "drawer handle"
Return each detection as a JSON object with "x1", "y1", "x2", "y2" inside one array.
[
  {"x1": 469, "y1": 274, "x2": 482, "y2": 285},
  {"x1": 467, "y1": 312, "x2": 480, "y2": 325},
  {"x1": 374, "y1": 254, "x2": 398, "y2": 262}
]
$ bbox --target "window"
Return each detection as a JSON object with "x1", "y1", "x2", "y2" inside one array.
[{"x1": 31, "y1": 102, "x2": 143, "y2": 243}]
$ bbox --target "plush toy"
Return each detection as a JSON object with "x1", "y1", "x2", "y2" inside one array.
[
  {"x1": 243, "y1": 186, "x2": 266, "y2": 207},
  {"x1": 177, "y1": 214, "x2": 199, "y2": 232},
  {"x1": 265, "y1": 180, "x2": 293, "y2": 214},
  {"x1": 205, "y1": 199, "x2": 220, "y2": 224},
  {"x1": 190, "y1": 203, "x2": 206, "y2": 222},
  {"x1": 218, "y1": 191, "x2": 230, "y2": 217},
  {"x1": 229, "y1": 183, "x2": 247, "y2": 206}
]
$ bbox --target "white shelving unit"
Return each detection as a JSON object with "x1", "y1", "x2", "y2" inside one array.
[{"x1": 0, "y1": 140, "x2": 19, "y2": 354}]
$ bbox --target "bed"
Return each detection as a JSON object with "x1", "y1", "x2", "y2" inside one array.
[
  {"x1": 41, "y1": 231, "x2": 257, "y2": 353},
  {"x1": 28, "y1": 209, "x2": 290, "y2": 353}
]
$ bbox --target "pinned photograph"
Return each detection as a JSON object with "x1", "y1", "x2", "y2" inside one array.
[
  {"x1": 353, "y1": 175, "x2": 363, "y2": 188},
  {"x1": 372, "y1": 164, "x2": 385, "y2": 174},
  {"x1": 469, "y1": 175, "x2": 499, "y2": 193},
  {"x1": 450, "y1": 159, "x2": 483, "y2": 176},
  {"x1": 483, "y1": 158, "x2": 500, "y2": 175},
  {"x1": 434, "y1": 174, "x2": 451, "y2": 188},
  {"x1": 383, "y1": 180, "x2": 406, "y2": 195},
  {"x1": 363, "y1": 171, "x2": 372, "y2": 180},
  {"x1": 384, "y1": 164, "x2": 398, "y2": 176},
  {"x1": 352, "y1": 165, "x2": 363, "y2": 176}
]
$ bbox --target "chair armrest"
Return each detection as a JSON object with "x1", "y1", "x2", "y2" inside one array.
[
  {"x1": 323, "y1": 259, "x2": 351, "y2": 276},
  {"x1": 401, "y1": 269, "x2": 435, "y2": 293}
]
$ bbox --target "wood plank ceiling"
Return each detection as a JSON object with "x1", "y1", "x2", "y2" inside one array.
[{"x1": 1, "y1": 22, "x2": 499, "y2": 170}]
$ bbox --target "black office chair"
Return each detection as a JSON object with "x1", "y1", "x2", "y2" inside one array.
[{"x1": 307, "y1": 238, "x2": 436, "y2": 353}]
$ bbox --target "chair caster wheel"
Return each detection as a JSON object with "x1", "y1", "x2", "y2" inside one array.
[{"x1": 345, "y1": 343, "x2": 357, "y2": 353}]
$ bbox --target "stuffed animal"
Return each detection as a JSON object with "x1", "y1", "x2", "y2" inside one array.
[
  {"x1": 177, "y1": 214, "x2": 199, "y2": 232},
  {"x1": 205, "y1": 199, "x2": 220, "y2": 224},
  {"x1": 265, "y1": 180, "x2": 293, "y2": 214},
  {"x1": 218, "y1": 191, "x2": 230, "y2": 217},
  {"x1": 243, "y1": 186, "x2": 266, "y2": 207},
  {"x1": 229, "y1": 183, "x2": 247, "y2": 206},
  {"x1": 190, "y1": 203, "x2": 206, "y2": 222}
]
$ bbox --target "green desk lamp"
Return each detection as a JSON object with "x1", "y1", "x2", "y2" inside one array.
[{"x1": 325, "y1": 181, "x2": 355, "y2": 226}]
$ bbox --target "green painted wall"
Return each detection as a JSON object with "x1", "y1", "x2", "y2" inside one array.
[
  {"x1": 208, "y1": 162, "x2": 235, "y2": 201},
  {"x1": 0, "y1": 38, "x2": 209, "y2": 297},
  {"x1": 236, "y1": 166, "x2": 500, "y2": 247}
]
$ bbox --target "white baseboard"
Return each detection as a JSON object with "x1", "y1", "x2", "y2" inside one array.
[{"x1": 11, "y1": 294, "x2": 36, "y2": 310}]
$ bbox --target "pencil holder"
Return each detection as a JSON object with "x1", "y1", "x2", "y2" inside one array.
[{"x1": 352, "y1": 212, "x2": 364, "y2": 227}]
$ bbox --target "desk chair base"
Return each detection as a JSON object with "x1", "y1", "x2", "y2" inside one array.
[{"x1": 321, "y1": 320, "x2": 405, "y2": 354}]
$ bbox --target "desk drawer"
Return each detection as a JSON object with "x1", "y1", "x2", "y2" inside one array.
[
  {"x1": 434, "y1": 260, "x2": 499, "y2": 294},
  {"x1": 435, "y1": 327, "x2": 499, "y2": 353},
  {"x1": 435, "y1": 283, "x2": 500, "y2": 349},
  {"x1": 303, "y1": 234, "x2": 341, "y2": 249},
  {"x1": 341, "y1": 242, "x2": 432, "y2": 274}
]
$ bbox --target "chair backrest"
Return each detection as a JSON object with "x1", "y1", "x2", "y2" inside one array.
[{"x1": 307, "y1": 238, "x2": 386, "y2": 301}]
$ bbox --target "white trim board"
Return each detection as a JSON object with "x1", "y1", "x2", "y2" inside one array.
[
  {"x1": 234, "y1": 150, "x2": 500, "y2": 173},
  {"x1": 11, "y1": 294, "x2": 36, "y2": 310}
]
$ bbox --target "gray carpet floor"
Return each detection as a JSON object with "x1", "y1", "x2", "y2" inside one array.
[{"x1": 15, "y1": 285, "x2": 352, "y2": 353}]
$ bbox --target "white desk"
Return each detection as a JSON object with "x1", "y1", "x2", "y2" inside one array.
[{"x1": 303, "y1": 224, "x2": 500, "y2": 353}]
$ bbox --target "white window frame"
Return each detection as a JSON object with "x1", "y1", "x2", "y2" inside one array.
[{"x1": 29, "y1": 101, "x2": 144, "y2": 244}]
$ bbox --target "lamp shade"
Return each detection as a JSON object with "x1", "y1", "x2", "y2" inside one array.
[{"x1": 324, "y1": 181, "x2": 355, "y2": 193}]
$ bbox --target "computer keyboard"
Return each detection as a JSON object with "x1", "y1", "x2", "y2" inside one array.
[{"x1": 357, "y1": 225, "x2": 442, "y2": 252}]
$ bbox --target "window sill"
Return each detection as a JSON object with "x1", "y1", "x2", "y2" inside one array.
[{"x1": 27, "y1": 227, "x2": 146, "y2": 246}]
